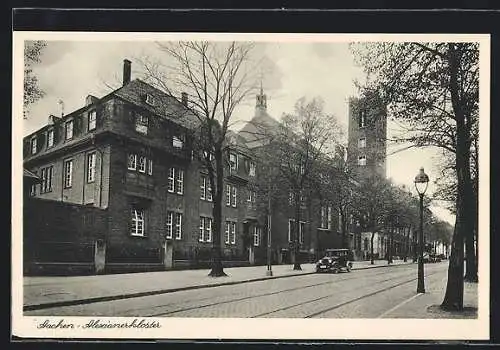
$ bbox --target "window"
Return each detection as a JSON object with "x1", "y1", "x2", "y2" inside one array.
[
  {"x1": 138, "y1": 156, "x2": 146, "y2": 173},
  {"x1": 200, "y1": 176, "x2": 206, "y2": 200},
  {"x1": 30, "y1": 137, "x2": 37, "y2": 154},
  {"x1": 131, "y1": 207, "x2": 145, "y2": 236},
  {"x1": 166, "y1": 212, "x2": 183, "y2": 240},
  {"x1": 88, "y1": 110, "x2": 97, "y2": 131},
  {"x1": 358, "y1": 155, "x2": 367, "y2": 166},
  {"x1": 87, "y1": 152, "x2": 96, "y2": 183},
  {"x1": 40, "y1": 166, "x2": 53, "y2": 193},
  {"x1": 200, "y1": 175, "x2": 212, "y2": 201},
  {"x1": 199, "y1": 217, "x2": 212, "y2": 242},
  {"x1": 168, "y1": 168, "x2": 184, "y2": 194},
  {"x1": 135, "y1": 114, "x2": 148, "y2": 134},
  {"x1": 253, "y1": 226, "x2": 261, "y2": 247},
  {"x1": 320, "y1": 205, "x2": 332, "y2": 229},
  {"x1": 338, "y1": 210, "x2": 342, "y2": 232},
  {"x1": 225, "y1": 221, "x2": 236, "y2": 245},
  {"x1": 249, "y1": 161, "x2": 256, "y2": 176},
  {"x1": 168, "y1": 168, "x2": 175, "y2": 192},
  {"x1": 226, "y1": 184, "x2": 237, "y2": 207},
  {"x1": 247, "y1": 190, "x2": 256, "y2": 203},
  {"x1": 63, "y1": 159, "x2": 73, "y2": 188},
  {"x1": 47, "y1": 129, "x2": 54, "y2": 148},
  {"x1": 172, "y1": 136, "x2": 184, "y2": 149},
  {"x1": 359, "y1": 111, "x2": 366, "y2": 128},
  {"x1": 231, "y1": 186, "x2": 237, "y2": 207},
  {"x1": 147, "y1": 159, "x2": 153, "y2": 175},
  {"x1": 289, "y1": 191, "x2": 294, "y2": 205},
  {"x1": 358, "y1": 137, "x2": 366, "y2": 148},
  {"x1": 30, "y1": 183, "x2": 37, "y2": 196},
  {"x1": 145, "y1": 94, "x2": 156, "y2": 106},
  {"x1": 288, "y1": 219, "x2": 305, "y2": 244},
  {"x1": 65, "y1": 120, "x2": 73, "y2": 140},
  {"x1": 229, "y1": 153, "x2": 238, "y2": 172},
  {"x1": 174, "y1": 212, "x2": 182, "y2": 240},
  {"x1": 128, "y1": 154, "x2": 137, "y2": 170}
]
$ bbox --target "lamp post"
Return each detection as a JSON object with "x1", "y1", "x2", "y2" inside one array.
[{"x1": 414, "y1": 167, "x2": 429, "y2": 294}]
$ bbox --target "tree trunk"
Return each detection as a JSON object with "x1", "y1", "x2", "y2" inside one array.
[
  {"x1": 464, "y1": 185, "x2": 478, "y2": 282},
  {"x1": 441, "y1": 44, "x2": 470, "y2": 309},
  {"x1": 208, "y1": 149, "x2": 227, "y2": 277},
  {"x1": 340, "y1": 209, "x2": 347, "y2": 249}
]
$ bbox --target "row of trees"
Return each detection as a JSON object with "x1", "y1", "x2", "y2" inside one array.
[{"x1": 352, "y1": 42, "x2": 479, "y2": 311}]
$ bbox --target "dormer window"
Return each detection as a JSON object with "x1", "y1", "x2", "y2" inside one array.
[
  {"x1": 229, "y1": 153, "x2": 238, "y2": 172},
  {"x1": 358, "y1": 155, "x2": 367, "y2": 166},
  {"x1": 30, "y1": 137, "x2": 37, "y2": 154},
  {"x1": 173, "y1": 136, "x2": 184, "y2": 149},
  {"x1": 145, "y1": 94, "x2": 156, "y2": 106},
  {"x1": 65, "y1": 120, "x2": 74, "y2": 140},
  {"x1": 135, "y1": 114, "x2": 148, "y2": 134},
  {"x1": 358, "y1": 137, "x2": 366, "y2": 148},
  {"x1": 47, "y1": 129, "x2": 54, "y2": 148},
  {"x1": 249, "y1": 161, "x2": 256, "y2": 176},
  {"x1": 88, "y1": 110, "x2": 97, "y2": 131}
]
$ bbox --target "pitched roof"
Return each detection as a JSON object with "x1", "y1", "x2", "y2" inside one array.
[{"x1": 113, "y1": 79, "x2": 201, "y2": 130}]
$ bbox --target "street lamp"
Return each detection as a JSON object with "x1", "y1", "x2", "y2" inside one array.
[{"x1": 414, "y1": 167, "x2": 429, "y2": 294}]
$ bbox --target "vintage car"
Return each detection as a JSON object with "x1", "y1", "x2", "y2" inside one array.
[{"x1": 316, "y1": 248, "x2": 353, "y2": 273}]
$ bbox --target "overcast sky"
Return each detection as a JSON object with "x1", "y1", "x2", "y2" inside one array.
[{"x1": 22, "y1": 39, "x2": 455, "y2": 224}]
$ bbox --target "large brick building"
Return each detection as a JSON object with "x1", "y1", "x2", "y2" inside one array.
[{"x1": 23, "y1": 59, "x2": 347, "y2": 274}]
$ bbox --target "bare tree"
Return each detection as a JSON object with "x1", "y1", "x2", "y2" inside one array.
[
  {"x1": 272, "y1": 97, "x2": 340, "y2": 270},
  {"x1": 140, "y1": 41, "x2": 259, "y2": 277},
  {"x1": 352, "y1": 42, "x2": 479, "y2": 310}
]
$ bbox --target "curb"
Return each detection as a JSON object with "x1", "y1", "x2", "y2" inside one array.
[{"x1": 23, "y1": 262, "x2": 414, "y2": 312}]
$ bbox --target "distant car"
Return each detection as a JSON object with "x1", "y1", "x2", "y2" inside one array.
[
  {"x1": 316, "y1": 248, "x2": 353, "y2": 273},
  {"x1": 423, "y1": 252, "x2": 430, "y2": 263}
]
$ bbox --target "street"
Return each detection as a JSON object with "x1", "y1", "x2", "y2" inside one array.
[{"x1": 25, "y1": 262, "x2": 475, "y2": 318}]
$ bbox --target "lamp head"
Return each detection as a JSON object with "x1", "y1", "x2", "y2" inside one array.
[{"x1": 414, "y1": 167, "x2": 429, "y2": 195}]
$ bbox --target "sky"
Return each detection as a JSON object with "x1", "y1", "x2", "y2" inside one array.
[{"x1": 22, "y1": 39, "x2": 456, "y2": 225}]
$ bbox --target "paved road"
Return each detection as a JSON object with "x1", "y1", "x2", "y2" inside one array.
[{"x1": 26, "y1": 263, "x2": 451, "y2": 318}]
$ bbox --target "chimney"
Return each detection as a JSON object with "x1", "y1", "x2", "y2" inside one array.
[
  {"x1": 181, "y1": 92, "x2": 188, "y2": 106},
  {"x1": 85, "y1": 95, "x2": 99, "y2": 106},
  {"x1": 123, "y1": 59, "x2": 131, "y2": 86}
]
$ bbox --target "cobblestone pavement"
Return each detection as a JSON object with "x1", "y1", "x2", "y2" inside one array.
[{"x1": 26, "y1": 262, "x2": 476, "y2": 319}]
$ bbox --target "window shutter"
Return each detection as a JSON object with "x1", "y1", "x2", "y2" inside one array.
[{"x1": 74, "y1": 117, "x2": 83, "y2": 136}]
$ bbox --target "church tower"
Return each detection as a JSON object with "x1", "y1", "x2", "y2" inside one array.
[{"x1": 347, "y1": 92, "x2": 387, "y2": 180}]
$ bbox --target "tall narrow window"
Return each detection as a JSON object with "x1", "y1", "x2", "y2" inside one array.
[
  {"x1": 174, "y1": 213, "x2": 182, "y2": 240},
  {"x1": 30, "y1": 137, "x2": 37, "y2": 154},
  {"x1": 288, "y1": 219, "x2": 295, "y2": 242},
  {"x1": 63, "y1": 159, "x2": 73, "y2": 188},
  {"x1": 30, "y1": 183, "x2": 37, "y2": 196},
  {"x1": 147, "y1": 159, "x2": 153, "y2": 175},
  {"x1": 131, "y1": 207, "x2": 145, "y2": 236},
  {"x1": 175, "y1": 169, "x2": 184, "y2": 194},
  {"x1": 135, "y1": 114, "x2": 148, "y2": 134},
  {"x1": 65, "y1": 120, "x2": 74, "y2": 140},
  {"x1": 299, "y1": 221, "x2": 305, "y2": 244},
  {"x1": 226, "y1": 184, "x2": 231, "y2": 206},
  {"x1": 224, "y1": 222, "x2": 230, "y2": 244},
  {"x1": 225, "y1": 222, "x2": 236, "y2": 245},
  {"x1": 206, "y1": 178, "x2": 212, "y2": 201},
  {"x1": 87, "y1": 152, "x2": 96, "y2": 183},
  {"x1": 47, "y1": 129, "x2": 54, "y2": 148},
  {"x1": 230, "y1": 222, "x2": 236, "y2": 244},
  {"x1": 359, "y1": 111, "x2": 366, "y2": 128},
  {"x1": 168, "y1": 168, "x2": 175, "y2": 192},
  {"x1": 253, "y1": 226, "x2": 261, "y2": 247},
  {"x1": 231, "y1": 186, "x2": 237, "y2": 207},
  {"x1": 199, "y1": 217, "x2": 212, "y2": 242},
  {"x1": 138, "y1": 156, "x2": 146, "y2": 173},
  {"x1": 128, "y1": 154, "x2": 137, "y2": 170},
  {"x1": 166, "y1": 211, "x2": 173, "y2": 239},
  {"x1": 200, "y1": 176, "x2": 206, "y2": 200},
  {"x1": 88, "y1": 110, "x2": 97, "y2": 131},
  {"x1": 40, "y1": 166, "x2": 53, "y2": 193}
]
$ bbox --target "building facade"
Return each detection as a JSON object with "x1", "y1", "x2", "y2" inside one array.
[{"x1": 23, "y1": 59, "x2": 349, "y2": 275}]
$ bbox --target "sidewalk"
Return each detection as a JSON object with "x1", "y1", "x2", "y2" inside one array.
[
  {"x1": 23, "y1": 259, "x2": 412, "y2": 310},
  {"x1": 379, "y1": 272, "x2": 478, "y2": 319}
]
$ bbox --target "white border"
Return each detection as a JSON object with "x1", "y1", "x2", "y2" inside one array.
[{"x1": 12, "y1": 32, "x2": 490, "y2": 340}]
